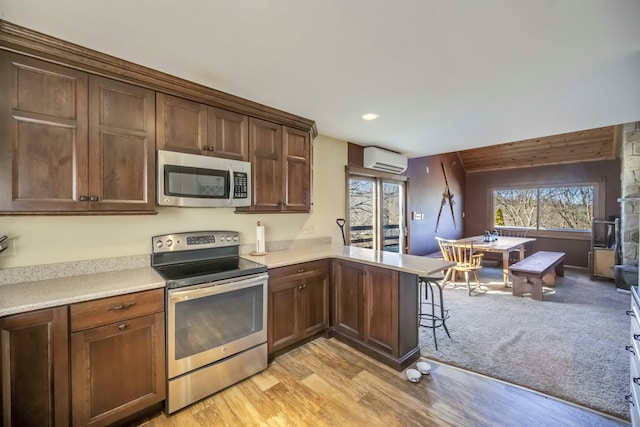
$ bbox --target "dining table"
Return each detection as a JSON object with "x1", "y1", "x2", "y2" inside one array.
[{"x1": 459, "y1": 235, "x2": 536, "y2": 286}]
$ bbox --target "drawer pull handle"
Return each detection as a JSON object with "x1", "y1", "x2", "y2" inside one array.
[
  {"x1": 627, "y1": 310, "x2": 636, "y2": 317},
  {"x1": 634, "y1": 334, "x2": 640, "y2": 341},
  {"x1": 118, "y1": 323, "x2": 127, "y2": 331},
  {"x1": 626, "y1": 345, "x2": 636, "y2": 355},
  {"x1": 297, "y1": 269, "x2": 304, "y2": 273},
  {"x1": 107, "y1": 302, "x2": 136, "y2": 311},
  {"x1": 634, "y1": 377, "x2": 640, "y2": 386},
  {"x1": 626, "y1": 394, "x2": 635, "y2": 405}
]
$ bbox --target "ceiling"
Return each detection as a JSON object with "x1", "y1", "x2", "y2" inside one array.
[{"x1": 2, "y1": 1, "x2": 640, "y2": 158}]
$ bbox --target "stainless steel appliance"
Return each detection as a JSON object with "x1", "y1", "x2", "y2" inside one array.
[
  {"x1": 151, "y1": 231, "x2": 268, "y2": 414},
  {"x1": 157, "y1": 150, "x2": 251, "y2": 208}
]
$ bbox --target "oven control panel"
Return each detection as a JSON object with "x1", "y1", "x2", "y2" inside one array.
[{"x1": 152, "y1": 231, "x2": 240, "y2": 253}]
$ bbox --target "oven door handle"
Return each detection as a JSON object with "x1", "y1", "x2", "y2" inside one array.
[{"x1": 168, "y1": 273, "x2": 268, "y2": 303}]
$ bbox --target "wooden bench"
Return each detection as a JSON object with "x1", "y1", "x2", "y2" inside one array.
[{"x1": 509, "y1": 251, "x2": 566, "y2": 301}]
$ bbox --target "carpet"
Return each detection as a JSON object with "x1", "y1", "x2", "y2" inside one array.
[{"x1": 418, "y1": 265, "x2": 631, "y2": 421}]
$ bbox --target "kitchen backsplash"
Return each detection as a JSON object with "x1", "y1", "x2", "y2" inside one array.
[{"x1": 0, "y1": 236, "x2": 333, "y2": 286}]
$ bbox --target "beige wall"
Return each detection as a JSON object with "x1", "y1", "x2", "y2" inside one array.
[{"x1": 0, "y1": 135, "x2": 347, "y2": 268}]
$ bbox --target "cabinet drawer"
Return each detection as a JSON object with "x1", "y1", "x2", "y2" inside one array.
[
  {"x1": 70, "y1": 288, "x2": 164, "y2": 332},
  {"x1": 269, "y1": 260, "x2": 329, "y2": 283}
]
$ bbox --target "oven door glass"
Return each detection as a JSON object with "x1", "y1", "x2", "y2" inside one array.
[
  {"x1": 167, "y1": 273, "x2": 268, "y2": 379},
  {"x1": 165, "y1": 165, "x2": 229, "y2": 199}
]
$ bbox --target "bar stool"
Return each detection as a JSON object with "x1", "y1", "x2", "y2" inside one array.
[{"x1": 418, "y1": 276, "x2": 451, "y2": 350}]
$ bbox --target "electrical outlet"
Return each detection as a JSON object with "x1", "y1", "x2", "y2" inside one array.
[{"x1": 0, "y1": 238, "x2": 15, "y2": 257}]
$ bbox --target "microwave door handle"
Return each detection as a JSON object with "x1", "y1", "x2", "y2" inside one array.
[{"x1": 228, "y1": 166, "x2": 234, "y2": 205}]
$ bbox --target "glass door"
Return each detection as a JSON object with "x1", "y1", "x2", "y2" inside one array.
[
  {"x1": 348, "y1": 175, "x2": 405, "y2": 253},
  {"x1": 381, "y1": 181, "x2": 404, "y2": 252}
]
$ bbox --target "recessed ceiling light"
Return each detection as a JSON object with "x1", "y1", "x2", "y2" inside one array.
[{"x1": 362, "y1": 113, "x2": 379, "y2": 121}]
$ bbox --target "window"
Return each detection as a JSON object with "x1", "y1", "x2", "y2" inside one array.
[
  {"x1": 493, "y1": 185, "x2": 595, "y2": 232},
  {"x1": 347, "y1": 171, "x2": 406, "y2": 252}
]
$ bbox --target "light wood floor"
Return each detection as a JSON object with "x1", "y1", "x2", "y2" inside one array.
[{"x1": 134, "y1": 337, "x2": 627, "y2": 427}]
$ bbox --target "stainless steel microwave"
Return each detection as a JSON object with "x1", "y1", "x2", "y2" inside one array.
[{"x1": 157, "y1": 150, "x2": 251, "y2": 207}]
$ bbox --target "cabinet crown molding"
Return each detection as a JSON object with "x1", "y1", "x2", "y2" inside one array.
[{"x1": 0, "y1": 19, "x2": 317, "y2": 137}]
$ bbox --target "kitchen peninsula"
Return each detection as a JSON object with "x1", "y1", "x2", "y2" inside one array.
[
  {"x1": 244, "y1": 245, "x2": 455, "y2": 371},
  {"x1": 0, "y1": 244, "x2": 452, "y2": 425}
]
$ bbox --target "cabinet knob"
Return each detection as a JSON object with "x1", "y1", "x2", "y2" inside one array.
[
  {"x1": 89, "y1": 196, "x2": 99, "y2": 202},
  {"x1": 118, "y1": 323, "x2": 127, "y2": 331}
]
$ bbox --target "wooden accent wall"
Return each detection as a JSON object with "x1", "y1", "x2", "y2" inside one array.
[{"x1": 458, "y1": 126, "x2": 619, "y2": 173}]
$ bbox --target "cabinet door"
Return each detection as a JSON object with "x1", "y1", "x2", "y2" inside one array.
[
  {"x1": 363, "y1": 265, "x2": 399, "y2": 355},
  {"x1": 88, "y1": 76, "x2": 156, "y2": 212},
  {"x1": 248, "y1": 117, "x2": 282, "y2": 211},
  {"x1": 301, "y1": 270, "x2": 329, "y2": 337},
  {"x1": 207, "y1": 107, "x2": 248, "y2": 161},
  {"x1": 156, "y1": 93, "x2": 207, "y2": 155},
  {"x1": 282, "y1": 126, "x2": 311, "y2": 212},
  {"x1": 0, "y1": 307, "x2": 69, "y2": 427},
  {"x1": 333, "y1": 261, "x2": 364, "y2": 339},
  {"x1": 268, "y1": 279, "x2": 301, "y2": 353},
  {"x1": 71, "y1": 312, "x2": 165, "y2": 427},
  {"x1": 0, "y1": 51, "x2": 88, "y2": 212}
]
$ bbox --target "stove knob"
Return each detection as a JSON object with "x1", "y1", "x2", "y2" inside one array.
[
  {"x1": 232, "y1": 235, "x2": 239, "y2": 241},
  {"x1": 155, "y1": 240, "x2": 163, "y2": 248},
  {"x1": 227, "y1": 236, "x2": 232, "y2": 241},
  {"x1": 166, "y1": 239, "x2": 173, "y2": 247}
]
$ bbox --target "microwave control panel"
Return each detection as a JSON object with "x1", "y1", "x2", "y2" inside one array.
[{"x1": 233, "y1": 172, "x2": 248, "y2": 199}]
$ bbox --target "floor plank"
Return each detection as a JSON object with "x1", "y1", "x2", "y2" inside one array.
[{"x1": 134, "y1": 337, "x2": 627, "y2": 427}]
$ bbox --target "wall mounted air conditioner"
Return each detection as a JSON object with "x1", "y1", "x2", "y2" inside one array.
[{"x1": 363, "y1": 147, "x2": 408, "y2": 174}]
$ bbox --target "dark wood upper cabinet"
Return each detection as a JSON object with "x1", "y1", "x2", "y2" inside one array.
[
  {"x1": 89, "y1": 76, "x2": 156, "y2": 212},
  {"x1": 0, "y1": 22, "x2": 317, "y2": 215},
  {"x1": 283, "y1": 126, "x2": 311, "y2": 211},
  {"x1": 247, "y1": 117, "x2": 283, "y2": 211},
  {"x1": 0, "y1": 51, "x2": 156, "y2": 214},
  {"x1": 239, "y1": 118, "x2": 311, "y2": 213},
  {"x1": 156, "y1": 93, "x2": 249, "y2": 161},
  {"x1": 156, "y1": 93, "x2": 207, "y2": 155},
  {"x1": 207, "y1": 106, "x2": 249, "y2": 161},
  {"x1": 0, "y1": 51, "x2": 89, "y2": 212}
]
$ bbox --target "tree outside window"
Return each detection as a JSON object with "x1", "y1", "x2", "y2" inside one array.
[{"x1": 493, "y1": 185, "x2": 594, "y2": 231}]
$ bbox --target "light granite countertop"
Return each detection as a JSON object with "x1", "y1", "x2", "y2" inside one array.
[
  {"x1": 0, "y1": 267, "x2": 165, "y2": 317},
  {"x1": 243, "y1": 245, "x2": 454, "y2": 277},
  {"x1": 0, "y1": 245, "x2": 453, "y2": 318}
]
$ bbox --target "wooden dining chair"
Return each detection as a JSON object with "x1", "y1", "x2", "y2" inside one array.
[
  {"x1": 436, "y1": 237, "x2": 484, "y2": 295},
  {"x1": 498, "y1": 228, "x2": 531, "y2": 264}
]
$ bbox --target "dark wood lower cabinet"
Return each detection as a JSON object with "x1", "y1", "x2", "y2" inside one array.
[
  {"x1": 332, "y1": 259, "x2": 420, "y2": 371},
  {"x1": 268, "y1": 260, "x2": 329, "y2": 355},
  {"x1": 70, "y1": 289, "x2": 165, "y2": 427},
  {"x1": 0, "y1": 307, "x2": 70, "y2": 427}
]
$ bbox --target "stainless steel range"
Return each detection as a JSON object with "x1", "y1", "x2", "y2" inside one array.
[{"x1": 151, "y1": 231, "x2": 268, "y2": 414}]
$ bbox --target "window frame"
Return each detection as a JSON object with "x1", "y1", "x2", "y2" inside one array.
[
  {"x1": 345, "y1": 166, "x2": 408, "y2": 252},
  {"x1": 487, "y1": 179, "x2": 605, "y2": 241}
]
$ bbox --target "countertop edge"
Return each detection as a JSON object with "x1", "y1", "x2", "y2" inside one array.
[{"x1": 1, "y1": 246, "x2": 454, "y2": 318}]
